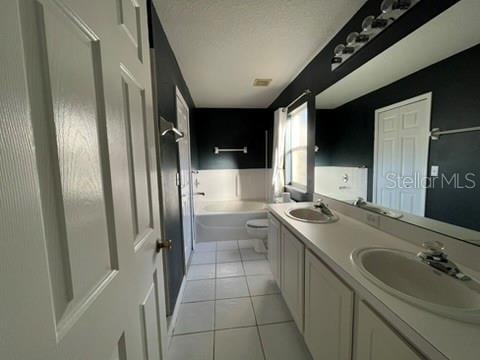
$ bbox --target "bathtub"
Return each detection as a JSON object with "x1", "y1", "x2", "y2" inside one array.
[{"x1": 195, "y1": 200, "x2": 268, "y2": 242}]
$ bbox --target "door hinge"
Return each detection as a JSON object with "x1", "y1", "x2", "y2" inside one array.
[{"x1": 176, "y1": 172, "x2": 180, "y2": 187}]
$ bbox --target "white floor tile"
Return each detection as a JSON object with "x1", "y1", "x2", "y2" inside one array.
[
  {"x1": 251, "y1": 294, "x2": 292, "y2": 325},
  {"x1": 215, "y1": 298, "x2": 256, "y2": 330},
  {"x1": 187, "y1": 264, "x2": 216, "y2": 280},
  {"x1": 168, "y1": 332, "x2": 214, "y2": 360},
  {"x1": 238, "y1": 239, "x2": 255, "y2": 249},
  {"x1": 216, "y1": 262, "x2": 244, "y2": 278},
  {"x1": 240, "y1": 248, "x2": 267, "y2": 261},
  {"x1": 246, "y1": 275, "x2": 280, "y2": 296},
  {"x1": 182, "y1": 280, "x2": 215, "y2": 303},
  {"x1": 259, "y1": 322, "x2": 312, "y2": 360},
  {"x1": 191, "y1": 251, "x2": 216, "y2": 265},
  {"x1": 214, "y1": 327, "x2": 264, "y2": 360},
  {"x1": 174, "y1": 301, "x2": 215, "y2": 335},
  {"x1": 195, "y1": 242, "x2": 217, "y2": 252},
  {"x1": 216, "y1": 277, "x2": 249, "y2": 299},
  {"x1": 243, "y1": 260, "x2": 272, "y2": 275},
  {"x1": 216, "y1": 249, "x2": 241, "y2": 263},
  {"x1": 216, "y1": 240, "x2": 239, "y2": 250}
]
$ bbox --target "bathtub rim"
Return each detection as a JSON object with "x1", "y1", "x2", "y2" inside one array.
[{"x1": 194, "y1": 199, "x2": 268, "y2": 215}]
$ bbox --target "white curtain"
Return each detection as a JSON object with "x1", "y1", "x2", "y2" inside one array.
[{"x1": 271, "y1": 107, "x2": 288, "y2": 201}]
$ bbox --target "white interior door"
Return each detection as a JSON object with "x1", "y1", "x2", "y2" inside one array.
[
  {"x1": 176, "y1": 88, "x2": 194, "y2": 263},
  {"x1": 0, "y1": 1, "x2": 167, "y2": 359},
  {"x1": 374, "y1": 94, "x2": 431, "y2": 216}
]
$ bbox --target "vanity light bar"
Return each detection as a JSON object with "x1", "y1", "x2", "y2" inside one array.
[{"x1": 331, "y1": 0, "x2": 421, "y2": 71}]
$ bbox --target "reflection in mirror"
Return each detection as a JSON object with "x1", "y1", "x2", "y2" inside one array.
[{"x1": 314, "y1": 0, "x2": 480, "y2": 244}]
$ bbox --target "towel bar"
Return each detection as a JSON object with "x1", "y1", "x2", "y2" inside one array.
[
  {"x1": 214, "y1": 146, "x2": 248, "y2": 154},
  {"x1": 430, "y1": 126, "x2": 480, "y2": 140}
]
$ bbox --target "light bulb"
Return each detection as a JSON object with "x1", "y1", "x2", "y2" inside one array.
[
  {"x1": 381, "y1": 0, "x2": 395, "y2": 13},
  {"x1": 346, "y1": 32, "x2": 359, "y2": 45},
  {"x1": 334, "y1": 44, "x2": 345, "y2": 56}
]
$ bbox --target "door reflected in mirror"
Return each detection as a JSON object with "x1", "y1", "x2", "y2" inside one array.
[{"x1": 314, "y1": 0, "x2": 480, "y2": 244}]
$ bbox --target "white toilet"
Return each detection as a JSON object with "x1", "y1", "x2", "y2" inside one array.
[{"x1": 245, "y1": 219, "x2": 269, "y2": 253}]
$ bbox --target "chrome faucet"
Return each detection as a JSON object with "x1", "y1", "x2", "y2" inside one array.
[
  {"x1": 417, "y1": 241, "x2": 471, "y2": 281},
  {"x1": 353, "y1": 197, "x2": 368, "y2": 207},
  {"x1": 314, "y1": 200, "x2": 334, "y2": 217}
]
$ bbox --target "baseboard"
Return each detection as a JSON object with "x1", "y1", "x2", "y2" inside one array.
[{"x1": 166, "y1": 275, "x2": 187, "y2": 345}]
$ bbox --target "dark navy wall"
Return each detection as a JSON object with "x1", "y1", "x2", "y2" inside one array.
[
  {"x1": 192, "y1": 108, "x2": 274, "y2": 170},
  {"x1": 315, "y1": 44, "x2": 480, "y2": 231},
  {"x1": 267, "y1": 0, "x2": 459, "y2": 203},
  {"x1": 315, "y1": 108, "x2": 372, "y2": 169},
  {"x1": 269, "y1": 0, "x2": 459, "y2": 110},
  {"x1": 148, "y1": 1, "x2": 194, "y2": 314},
  {"x1": 148, "y1": 6, "x2": 194, "y2": 116}
]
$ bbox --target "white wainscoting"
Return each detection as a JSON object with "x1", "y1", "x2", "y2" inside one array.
[
  {"x1": 314, "y1": 166, "x2": 368, "y2": 202},
  {"x1": 194, "y1": 169, "x2": 272, "y2": 202}
]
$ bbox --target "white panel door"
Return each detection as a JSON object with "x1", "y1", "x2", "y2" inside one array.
[
  {"x1": 0, "y1": 0, "x2": 166, "y2": 359},
  {"x1": 356, "y1": 301, "x2": 423, "y2": 360},
  {"x1": 281, "y1": 227, "x2": 305, "y2": 333},
  {"x1": 374, "y1": 94, "x2": 431, "y2": 216},
  {"x1": 304, "y1": 251, "x2": 354, "y2": 360},
  {"x1": 376, "y1": 112, "x2": 398, "y2": 210},
  {"x1": 119, "y1": 0, "x2": 168, "y2": 358},
  {"x1": 176, "y1": 88, "x2": 194, "y2": 263}
]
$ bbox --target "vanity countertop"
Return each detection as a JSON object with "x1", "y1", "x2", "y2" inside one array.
[{"x1": 268, "y1": 202, "x2": 480, "y2": 360}]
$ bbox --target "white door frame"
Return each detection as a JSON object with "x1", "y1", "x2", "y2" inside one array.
[
  {"x1": 175, "y1": 87, "x2": 195, "y2": 264},
  {"x1": 373, "y1": 92, "x2": 432, "y2": 214}
]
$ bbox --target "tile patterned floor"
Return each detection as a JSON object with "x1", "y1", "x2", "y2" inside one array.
[{"x1": 167, "y1": 240, "x2": 312, "y2": 360}]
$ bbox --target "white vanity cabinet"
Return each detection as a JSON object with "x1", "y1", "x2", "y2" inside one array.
[
  {"x1": 304, "y1": 250, "x2": 354, "y2": 360},
  {"x1": 356, "y1": 301, "x2": 424, "y2": 360},
  {"x1": 267, "y1": 209, "x2": 426, "y2": 360},
  {"x1": 267, "y1": 213, "x2": 281, "y2": 285},
  {"x1": 281, "y1": 226, "x2": 305, "y2": 332}
]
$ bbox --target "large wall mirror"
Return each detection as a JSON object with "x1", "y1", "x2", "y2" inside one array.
[{"x1": 314, "y1": 0, "x2": 480, "y2": 245}]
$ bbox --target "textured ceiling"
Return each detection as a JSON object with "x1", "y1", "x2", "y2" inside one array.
[{"x1": 154, "y1": 0, "x2": 366, "y2": 108}]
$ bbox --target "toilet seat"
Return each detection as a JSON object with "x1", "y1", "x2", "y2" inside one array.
[
  {"x1": 246, "y1": 219, "x2": 269, "y2": 253},
  {"x1": 246, "y1": 219, "x2": 269, "y2": 229}
]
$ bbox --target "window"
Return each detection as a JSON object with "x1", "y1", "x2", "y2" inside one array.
[{"x1": 285, "y1": 103, "x2": 308, "y2": 190}]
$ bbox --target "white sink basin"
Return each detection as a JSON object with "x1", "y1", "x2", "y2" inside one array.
[
  {"x1": 352, "y1": 247, "x2": 480, "y2": 323},
  {"x1": 285, "y1": 207, "x2": 338, "y2": 224}
]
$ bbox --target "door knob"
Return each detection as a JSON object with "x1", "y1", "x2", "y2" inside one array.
[{"x1": 156, "y1": 239, "x2": 173, "y2": 253}]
